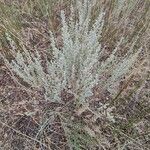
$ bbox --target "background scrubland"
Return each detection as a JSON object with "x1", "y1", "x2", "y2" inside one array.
[{"x1": 0, "y1": 0, "x2": 150, "y2": 150}]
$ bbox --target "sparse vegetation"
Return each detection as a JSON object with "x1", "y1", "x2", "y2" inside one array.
[{"x1": 0, "y1": 0, "x2": 149, "y2": 150}]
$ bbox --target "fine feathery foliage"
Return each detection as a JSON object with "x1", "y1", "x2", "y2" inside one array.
[{"x1": 2, "y1": 0, "x2": 141, "y2": 104}]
